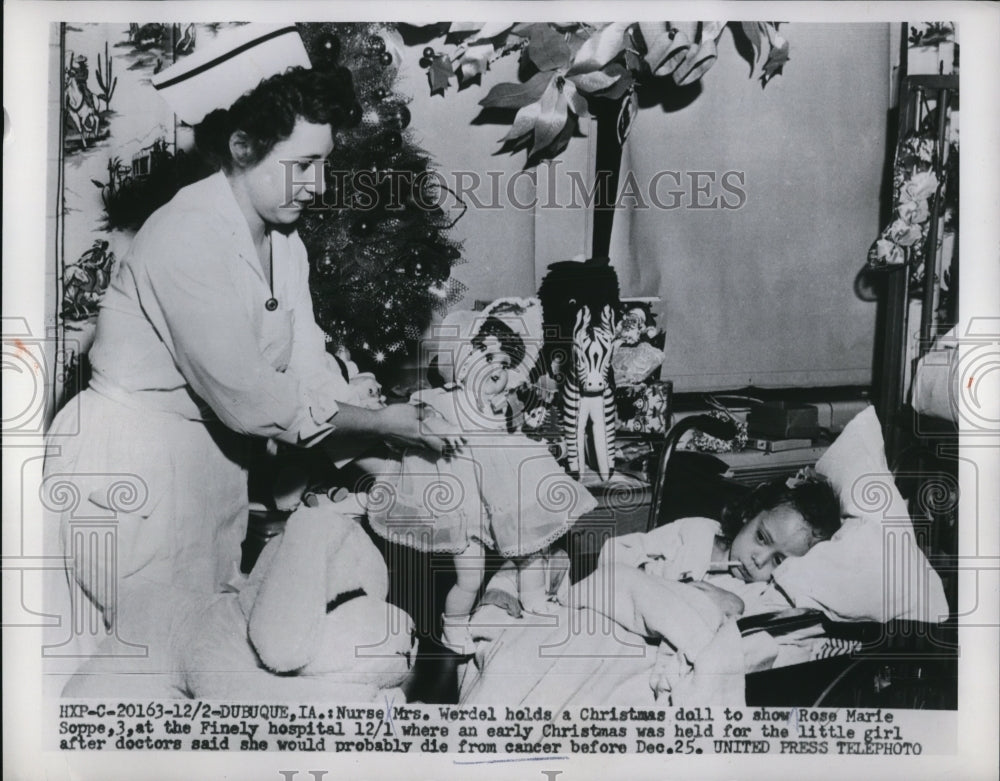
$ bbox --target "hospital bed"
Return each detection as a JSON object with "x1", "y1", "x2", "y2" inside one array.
[{"x1": 455, "y1": 407, "x2": 956, "y2": 709}]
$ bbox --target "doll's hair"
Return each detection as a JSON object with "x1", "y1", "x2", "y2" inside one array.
[
  {"x1": 471, "y1": 316, "x2": 526, "y2": 370},
  {"x1": 194, "y1": 66, "x2": 359, "y2": 171},
  {"x1": 719, "y1": 473, "x2": 842, "y2": 544}
]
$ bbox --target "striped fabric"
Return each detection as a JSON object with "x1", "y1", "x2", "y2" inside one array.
[{"x1": 810, "y1": 637, "x2": 863, "y2": 660}]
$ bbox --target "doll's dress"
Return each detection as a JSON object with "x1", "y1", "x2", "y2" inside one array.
[{"x1": 367, "y1": 386, "x2": 597, "y2": 556}]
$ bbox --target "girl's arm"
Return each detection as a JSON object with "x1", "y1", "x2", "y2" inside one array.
[
  {"x1": 568, "y1": 566, "x2": 730, "y2": 656},
  {"x1": 597, "y1": 517, "x2": 720, "y2": 580},
  {"x1": 688, "y1": 580, "x2": 745, "y2": 619}
]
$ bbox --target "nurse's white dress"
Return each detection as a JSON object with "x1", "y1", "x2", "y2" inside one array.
[{"x1": 43, "y1": 171, "x2": 351, "y2": 668}]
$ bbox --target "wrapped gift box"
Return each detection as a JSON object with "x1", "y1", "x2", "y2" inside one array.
[{"x1": 615, "y1": 381, "x2": 672, "y2": 435}]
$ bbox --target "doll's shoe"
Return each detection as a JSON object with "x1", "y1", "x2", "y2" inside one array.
[{"x1": 440, "y1": 613, "x2": 477, "y2": 656}]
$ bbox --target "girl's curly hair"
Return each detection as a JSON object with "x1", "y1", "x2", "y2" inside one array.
[
  {"x1": 719, "y1": 472, "x2": 842, "y2": 543},
  {"x1": 194, "y1": 66, "x2": 359, "y2": 171}
]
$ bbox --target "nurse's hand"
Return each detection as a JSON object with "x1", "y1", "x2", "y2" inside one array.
[{"x1": 377, "y1": 402, "x2": 466, "y2": 455}]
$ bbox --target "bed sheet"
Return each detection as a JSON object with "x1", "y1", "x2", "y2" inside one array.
[{"x1": 459, "y1": 565, "x2": 752, "y2": 708}]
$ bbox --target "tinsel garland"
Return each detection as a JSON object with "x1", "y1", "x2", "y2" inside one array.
[{"x1": 296, "y1": 22, "x2": 466, "y2": 375}]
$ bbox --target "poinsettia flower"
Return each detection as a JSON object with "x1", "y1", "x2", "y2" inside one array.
[
  {"x1": 898, "y1": 199, "x2": 930, "y2": 225},
  {"x1": 760, "y1": 26, "x2": 790, "y2": 85},
  {"x1": 498, "y1": 73, "x2": 587, "y2": 148},
  {"x1": 887, "y1": 218, "x2": 924, "y2": 247},
  {"x1": 670, "y1": 22, "x2": 701, "y2": 44},
  {"x1": 674, "y1": 37, "x2": 719, "y2": 86},
  {"x1": 642, "y1": 25, "x2": 692, "y2": 77},
  {"x1": 637, "y1": 21, "x2": 669, "y2": 50},
  {"x1": 455, "y1": 43, "x2": 495, "y2": 82},
  {"x1": 902, "y1": 170, "x2": 939, "y2": 201},
  {"x1": 562, "y1": 77, "x2": 589, "y2": 118},
  {"x1": 501, "y1": 100, "x2": 542, "y2": 142},
  {"x1": 530, "y1": 76, "x2": 570, "y2": 156},
  {"x1": 699, "y1": 21, "x2": 728, "y2": 42},
  {"x1": 567, "y1": 67, "x2": 622, "y2": 94},
  {"x1": 739, "y1": 22, "x2": 765, "y2": 66},
  {"x1": 667, "y1": 23, "x2": 727, "y2": 86},
  {"x1": 417, "y1": 19, "x2": 791, "y2": 163},
  {"x1": 519, "y1": 23, "x2": 572, "y2": 71},
  {"x1": 479, "y1": 71, "x2": 553, "y2": 108},
  {"x1": 467, "y1": 22, "x2": 515, "y2": 43},
  {"x1": 572, "y1": 21, "x2": 631, "y2": 71},
  {"x1": 448, "y1": 22, "x2": 513, "y2": 41}
]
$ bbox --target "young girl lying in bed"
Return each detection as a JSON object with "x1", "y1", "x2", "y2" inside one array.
[
  {"x1": 457, "y1": 472, "x2": 844, "y2": 706},
  {"x1": 580, "y1": 470, "x2": 843, "y2": 619}
]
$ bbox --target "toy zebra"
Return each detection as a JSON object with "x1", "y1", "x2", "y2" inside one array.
[{"x1": 563, "y1": 305, "x2": 617, "y2": 481}]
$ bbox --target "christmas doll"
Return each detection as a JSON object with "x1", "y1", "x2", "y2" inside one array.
[{"x1": 364, "y1": 316, "x2": 597, "y2": 653}]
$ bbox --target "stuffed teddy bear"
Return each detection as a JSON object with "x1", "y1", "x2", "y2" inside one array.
[{"x1": 62, "y1": 502, "x2": 416, "y2": 702}]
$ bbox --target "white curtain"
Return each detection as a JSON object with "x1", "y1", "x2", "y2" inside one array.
[{"x1": 608, "y1": 23, "x2": 890, "y2": 392}]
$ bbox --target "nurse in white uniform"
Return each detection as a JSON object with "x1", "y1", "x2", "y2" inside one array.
[{"x1": 43, "y1": 25, "x2": 461, "y2": 653}]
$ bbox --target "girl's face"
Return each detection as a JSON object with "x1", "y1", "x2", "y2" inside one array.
[
  {"x1": 235, "y1": 119, "x2": 334, "y2": 229},
  {"x1": 728, "y1": 505, "x2": 815, "y2": 583}
]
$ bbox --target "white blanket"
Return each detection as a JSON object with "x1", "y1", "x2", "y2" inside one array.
[{"x1": 461, "y1": 565, "x2": 749, "y2": 707}]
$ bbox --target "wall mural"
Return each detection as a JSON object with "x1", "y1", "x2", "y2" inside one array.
[{"x1": 55, "y1": 22, "x2": 236, "y2": 405}]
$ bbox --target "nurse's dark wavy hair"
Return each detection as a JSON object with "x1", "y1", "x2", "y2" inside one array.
[
  {"x1": 194, "y1": 65, "x2": 360, "y2": 171},
  {"x1": 719, "y1": 472, "x2": 842, "y2": 544}
]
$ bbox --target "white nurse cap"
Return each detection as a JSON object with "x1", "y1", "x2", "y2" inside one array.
[{"x1": 151, "y1": 23, "x2": 312, "y2": 125}]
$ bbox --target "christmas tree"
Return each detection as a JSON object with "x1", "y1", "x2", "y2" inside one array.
[{"x1": 296, "y1": 23, "x2": 466, "y2": 377}]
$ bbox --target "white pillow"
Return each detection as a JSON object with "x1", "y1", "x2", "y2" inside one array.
[{"x1": 772, "y1": 405, "x2": 949, "y2": 623}]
